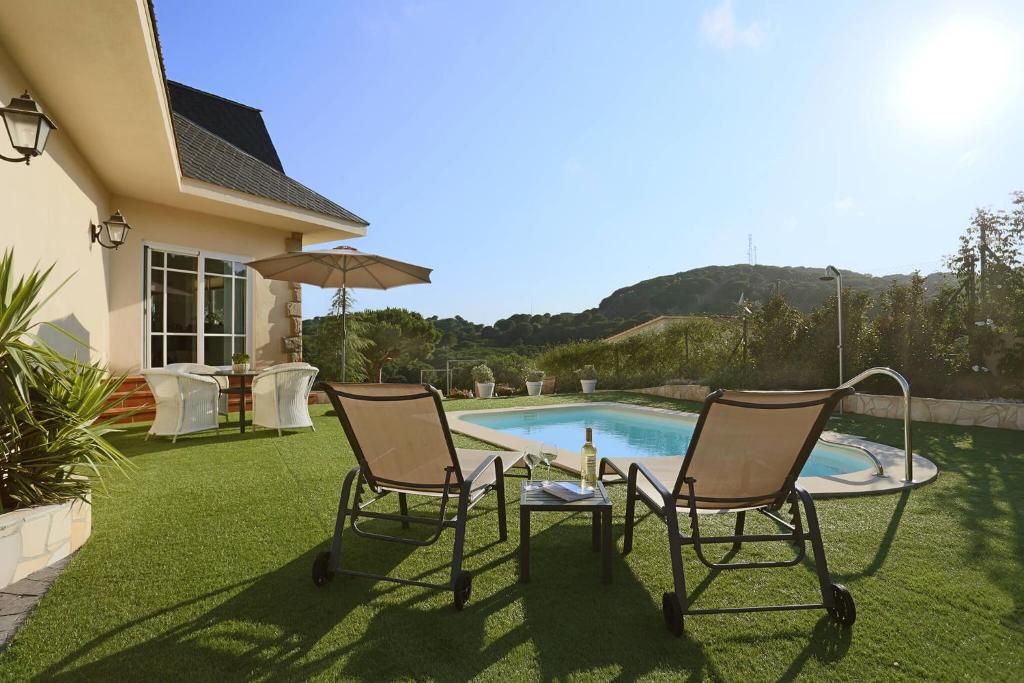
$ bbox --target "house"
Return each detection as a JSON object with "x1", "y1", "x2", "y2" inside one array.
[{"x1": 0, "y1": 1, "x2": 367, "y2": 377}]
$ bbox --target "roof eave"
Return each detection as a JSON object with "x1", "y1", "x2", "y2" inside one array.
[{"x1": 178, "y1": 176, "x2": 368, "y2": 243}]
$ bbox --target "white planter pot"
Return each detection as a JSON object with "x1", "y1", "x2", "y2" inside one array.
[
  {"x1": 580, "y1": 379, "x2": 597, "y2": 394},
  {"x1": 0, "y1": 496, "x2": 91, "y2": 590},
  {"x1": 232, "y1": 363, "x2": 250, "y2": 373},
  {"x1": 526, "y1": 381, "x2": 543, "y2": 396},
  {"x1": 475, "y1": 382, "x2": 495, "y2": 398}
]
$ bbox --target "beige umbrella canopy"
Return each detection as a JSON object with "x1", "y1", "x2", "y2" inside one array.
[{"x1": 246, "y1": 245, "x2": 432, "y2": 381}]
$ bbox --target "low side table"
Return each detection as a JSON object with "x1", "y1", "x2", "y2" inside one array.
[{"x1": 519, "y1": 480, "x2": 612, "y2": 584}]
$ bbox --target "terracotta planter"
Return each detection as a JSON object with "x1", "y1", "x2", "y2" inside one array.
[
  {"x1": 580, "y1": 379, "x2": 597, "y2": 394},
  {"x1": 475, "y1": 382, "x2": 495, "y2": 398},
  {"x1": 0, "y1": 496, "x2": 91, "y2": 590},
  {"x1": 526, "y1": 381, "x2": 543, "y2": 396}
]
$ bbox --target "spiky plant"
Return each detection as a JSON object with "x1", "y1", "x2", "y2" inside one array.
[{"x1": 0, "y1": 250, "x2": 131, "y2": 512}]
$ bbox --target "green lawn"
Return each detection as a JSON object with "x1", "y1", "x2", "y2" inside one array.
[{"x1": 1, "y1": 391, "x2": 1022, "y2": 681}]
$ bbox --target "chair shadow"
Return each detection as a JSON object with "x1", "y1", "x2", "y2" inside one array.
[{"x1": 38, "y1": 536, "x2": 424, "y2": 680}]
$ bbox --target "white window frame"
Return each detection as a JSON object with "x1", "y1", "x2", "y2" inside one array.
[{"x1": 142, "y1": 240, "x2": 253, "y2": 368}]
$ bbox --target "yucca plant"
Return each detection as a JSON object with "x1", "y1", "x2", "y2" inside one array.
[{"x1": 0, "y1": 249, "x2": 131, "y2": 513}]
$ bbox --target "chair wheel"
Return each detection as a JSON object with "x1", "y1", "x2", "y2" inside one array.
[
  {"x1": 312, "y1": 551, "x2": 334, "y2": 587},
  {"x1": 662, "y1": 592, "x2": 684, "y2": 637},
  {"x1": 453, "y1": 571, "x2": 473, "y2": 610},
  {"x1": 827, "y1": 583, "x2": 856, "y2": 627}
]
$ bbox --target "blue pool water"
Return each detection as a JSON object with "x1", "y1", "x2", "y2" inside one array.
[{"x1": 461, "y1": 405, "x2": 871, "y2": 478}]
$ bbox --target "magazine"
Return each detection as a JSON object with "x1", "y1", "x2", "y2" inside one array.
[{"x1": 541, "y1": 481, "x2": 595, "y2": 502}]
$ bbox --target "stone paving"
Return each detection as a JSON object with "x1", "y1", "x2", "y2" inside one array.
[{"x1": 0, "y1": 557, "x2": 69, "y2": 652}]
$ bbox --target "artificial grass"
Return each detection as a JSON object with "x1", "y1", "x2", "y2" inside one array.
[{"x1": 0, "y1": 391, "x2": 1022, "y2": 681}]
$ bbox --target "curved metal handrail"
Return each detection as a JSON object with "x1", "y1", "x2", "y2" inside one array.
[
  {"x1": 839, "y1": 367, "x2": 914, "y2": 482},
  {"x1": 819, "y1": 438, "x2": 885, "y2": 477}
]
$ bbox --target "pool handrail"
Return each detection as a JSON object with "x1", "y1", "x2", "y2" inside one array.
[
  {"x1": 818, "y1": 438, "x2": 884, "y2": 477},
  {"x1": 838, "y1": 367, "x2": 914, "y2": 482}
]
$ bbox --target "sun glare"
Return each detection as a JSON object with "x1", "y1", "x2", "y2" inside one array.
[{"x1": 898, "y1": 19, "x2": 1016, "y2": 133}]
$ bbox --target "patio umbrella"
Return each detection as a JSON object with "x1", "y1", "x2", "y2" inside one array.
[{"x1": 246, "y1": 245, "x2": 432, "y2": 381}]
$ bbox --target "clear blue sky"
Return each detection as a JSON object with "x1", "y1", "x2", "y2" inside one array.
[{"x1": 155, "y1": 0, "x2": 1024, "y2": 324}]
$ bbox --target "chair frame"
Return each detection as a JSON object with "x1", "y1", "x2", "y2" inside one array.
[
  {"x1": 599, "y1": 387, "x2": 857, "y2": 635},
  {"x1": 314, "y1": 382, "x2": 507, "y2": 609}
]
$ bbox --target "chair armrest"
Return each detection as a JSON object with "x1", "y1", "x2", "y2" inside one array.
[
  {"x1": 628, "y1": 461, "x2": 675, "y2": 509},
  {"x1": 463, "y1": 453, "x2": 500, "y2": 486},
  {"x1": 181, "y1": 372, "x2": 220, "y2": 388}
]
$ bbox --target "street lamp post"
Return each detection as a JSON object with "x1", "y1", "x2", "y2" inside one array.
[{"x1": 820, "y1": 265, "x2": 843, "y2": 412}]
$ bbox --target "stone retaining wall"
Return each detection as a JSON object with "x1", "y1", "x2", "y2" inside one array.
[
  {"x1": 0, "y1": 498, "x2": 91, "y2": 591},
  {"x1": 635, "y1": 384, "x2": 1024, "y2": 431}
]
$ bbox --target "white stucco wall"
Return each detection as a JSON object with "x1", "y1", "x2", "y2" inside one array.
[
  {"x1": 108, "y1": 196, "x2": 293, "y2": 372},
  {"x1": 0, "y1": 41, "x2": 112, "y2": 364},
  {"x1": 1, "y1": 42, "x2": 298, "y2": 374}
]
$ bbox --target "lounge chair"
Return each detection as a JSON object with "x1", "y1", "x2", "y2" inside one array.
[
  {"x1": 312, "y1": 383, "x2": 518, "y2": 609},
  {"x1": 599, "y1": 387, "x2": 856, "y2": 636}
]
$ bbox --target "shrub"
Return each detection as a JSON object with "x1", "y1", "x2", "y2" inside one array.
[
  {"x1": 0, "y1": 250, "x2": 131, "y2": 512},
  {"x1": 576, "y1": 364, "x2": 598, "y2": 380},
  {"x1": 471, "y1": 364, "x2": 494, "y2": 384},
  {"x1": 525, "y1": 368, "x2": 545, "y2": 382}
]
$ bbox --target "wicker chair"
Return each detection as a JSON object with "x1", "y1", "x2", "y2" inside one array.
[
  {"x1": 251, "y1": 364, "x2": 319, "y2": 436},
  {"x1": 142, "y1": 369, "x2": 222, "y2": 442},
  {"x1": 164, "y1": 363, "x2": 229, "y2": 417}
]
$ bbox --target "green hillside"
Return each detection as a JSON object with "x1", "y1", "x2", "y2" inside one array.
[
  {"x1": 306, "y1": 264, "x2": 951, "y2": 352},
  {"x1": 597, "y1": 264, "x2": 952, "y2": 318}
]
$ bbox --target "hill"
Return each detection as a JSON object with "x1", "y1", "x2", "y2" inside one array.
[
  {"x1": 597, "y1": 264, "x2": 952, "y2": 318},
  {"x1": 305, "y1": 264, "x2": 953, "y2": 352}
]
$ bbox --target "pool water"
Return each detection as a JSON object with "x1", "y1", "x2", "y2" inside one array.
[{"x1": 461, "y1": 405, "x2": 871, "y2": 478}]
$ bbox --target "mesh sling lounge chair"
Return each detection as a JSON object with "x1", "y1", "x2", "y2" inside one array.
[
  {"x1": 312, "y1": 383, "x2": 518, "y2": 609},
  {"x1": 598, "y1": 387, "x2": 856, "y2": 636}
]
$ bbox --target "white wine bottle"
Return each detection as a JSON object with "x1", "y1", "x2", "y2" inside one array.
[{"x1": 580, "y1": 427, "x2": 597, "y2": 491}]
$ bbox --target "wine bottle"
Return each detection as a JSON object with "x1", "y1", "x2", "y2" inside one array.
[{"x1": 580, "y1": 427, "x2": 597, "y2": 491}]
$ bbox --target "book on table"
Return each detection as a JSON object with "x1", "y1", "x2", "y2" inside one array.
[{"x1": 541, "y1": 481, "x2": 595, "y2": 502}]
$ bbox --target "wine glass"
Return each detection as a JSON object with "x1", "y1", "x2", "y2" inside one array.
[
  {"x1": 525, "y1": 443, "x2": 555, "y2": 488},
  {"x1": 537, "y1": 443, "x2": 556, "y2": 481}
]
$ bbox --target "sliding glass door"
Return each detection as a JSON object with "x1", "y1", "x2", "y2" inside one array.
[{"x1": 146, "y1": 246, "x2": 250, "y2": 368}]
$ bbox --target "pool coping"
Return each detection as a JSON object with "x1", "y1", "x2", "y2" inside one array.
[{"x1": 447, "y1": 401, "x2": 938, "y2": 498}]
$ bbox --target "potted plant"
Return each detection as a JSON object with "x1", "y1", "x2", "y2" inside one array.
[
  {"x1": 0, "y1": 250, "x2": 130, "y2": 590},
  {"x1": 232, "y1": 352, "x2": 250, "y2": 373},
  {"x1": 471, "y1": 364, "x2": 495, "y2": 398},
  {"x1": 576, "y1": 364, "x2": 598, "y2": 394},
  {"x1": 525, "y1": 369, "x2": 545, "y2": 396}
]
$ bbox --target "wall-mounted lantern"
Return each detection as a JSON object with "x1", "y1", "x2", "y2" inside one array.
[
  {"x1": 91, "y1": 210, "x2": 132, "y2": 250},
  {"x1": 0, "y1": 91, "x2": 56, "y2": 164}
]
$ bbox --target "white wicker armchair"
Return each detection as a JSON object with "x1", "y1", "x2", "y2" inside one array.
[
  {"x1": 142, "y1": 369, "x2": 222, "y2": 442},
  {"x1": 165, "y1": 363, "x2": 229, "y2": 417},
  {"x1": 251, "y1": 364, "x2": 319, "y2": 436}
]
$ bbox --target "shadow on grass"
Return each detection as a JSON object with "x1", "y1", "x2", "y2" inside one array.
[
  {"x1": 37, "y1": 539, "x2": 419, "y2": 680},
  {"x1": 108, "y1": 420, "x2": 318, "y2": 459},
  {"x1": 833, "y1": 413, "x2": 1024, "y2": 631},
  {"x1": 831, "y1": 489, "x2": 911, "y2": 582}
]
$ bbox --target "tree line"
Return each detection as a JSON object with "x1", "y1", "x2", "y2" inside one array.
[{"x1": 304, "y1": 192, "x2": 1024, "y2": 400}]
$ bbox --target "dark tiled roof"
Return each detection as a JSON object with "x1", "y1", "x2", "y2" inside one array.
[
  {"x1": 168, "y1": 81, "x2": 284, "y2": 171},
  {"x1": 173, "y1": 113, "x2": 368, "y2": 226}
]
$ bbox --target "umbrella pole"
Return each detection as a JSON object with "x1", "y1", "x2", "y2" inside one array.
[{"x1": 341, "y1": 283, "x2": 347, "y2": 383}]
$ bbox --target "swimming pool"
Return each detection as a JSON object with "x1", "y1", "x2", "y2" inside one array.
[{"x1": 458, "y1": 404, "x2": 873, "y2": 478}]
